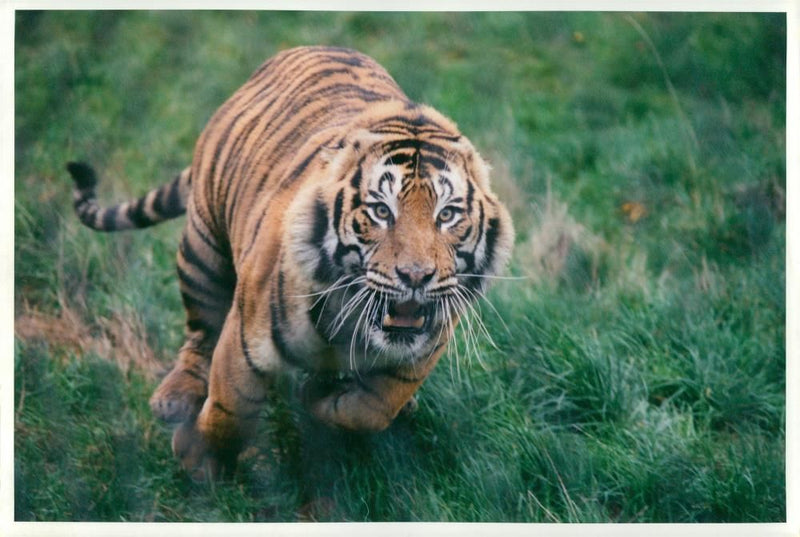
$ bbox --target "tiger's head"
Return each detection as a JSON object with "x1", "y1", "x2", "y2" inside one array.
[{"x1": 290, "y1": 101, "x2": 514, "y2": 364}]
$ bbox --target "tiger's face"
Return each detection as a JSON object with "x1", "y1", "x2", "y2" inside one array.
[{"x1": 292, "y1": 107, "x2": 513, "y2": 365}]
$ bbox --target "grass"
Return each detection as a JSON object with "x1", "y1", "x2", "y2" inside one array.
[{"x1": 13, "y1": 11, "x2": 786, "y2": 523}]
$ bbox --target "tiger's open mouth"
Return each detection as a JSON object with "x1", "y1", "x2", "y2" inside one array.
[{"x1": 379, "y1": 300, "x2": 432, "y2": 334}]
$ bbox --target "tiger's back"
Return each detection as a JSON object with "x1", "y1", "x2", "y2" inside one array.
[
  {"x1": 193, "y1": 47, "x2": 407, "y2": 257},
  {"x1": 68, "y1": 46, "x2": 514, "y2": 480}
]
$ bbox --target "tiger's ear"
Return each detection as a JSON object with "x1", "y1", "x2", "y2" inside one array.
[
  {"x1": 321, "y1": 129, "x2": 383, "y2": 164},
  {"x1": 320, "y1": 145, "x2": 338, "y2": 164},
  {"x1": 319, "y1": 137, "x2": 347, "y2": 164},
  {"x1": 453, "y1": 136, "x2": 492, "y2": 191}
]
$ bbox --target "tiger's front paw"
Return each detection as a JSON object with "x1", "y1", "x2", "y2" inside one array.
[
  {"x1": 171, "y1": 420, "x2": 237, "y2": 482},
  {"x1": 300, "y1": 375, "x2": 394, "y2": 432}
]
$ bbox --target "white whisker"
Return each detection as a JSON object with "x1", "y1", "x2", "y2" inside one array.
[
  {"x1": 456, "y1": 273, "x2": 528, "y2": 281},
  {"x1": 296, "y1": 275, "x2": 365, "y2": 300},
  {"x1": 450, "y1": 286, "x2": 489, "y2": 370},
  {"x1": 458, "y1": 283, "x2": 512, "y2": 340},
  {"x1": 349, "y1": 288, "x2": 377, "y2": 374},
  {"x1": 328, "y1": 285, "x2": 370, "y2": 338}
]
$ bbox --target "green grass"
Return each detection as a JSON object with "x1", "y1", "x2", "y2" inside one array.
[{"x1": 14, "y1": 11, "x2": 785, "y2": 522}]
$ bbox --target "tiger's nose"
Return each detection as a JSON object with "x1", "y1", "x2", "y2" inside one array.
[{"x1": 396, "y1": 264, "x2": 435, "y2": 289}]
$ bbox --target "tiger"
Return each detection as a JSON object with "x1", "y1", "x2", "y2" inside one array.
[{"x1": 67, "y1": 46, "x2": 514, "y2": 480}]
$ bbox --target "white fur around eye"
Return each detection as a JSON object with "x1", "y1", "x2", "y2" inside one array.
[
  {"x1": 367, "y1": 202, "x2": 394, "y2": 227},
  {"x1": 433, "y1": 169, "x2": 467, "y2": 229},
  {"x1": 436, "y1": 206, "x2": 462, "y2": 229},
  {"x1": 365, "y1": 164, "x2": 401, "y2": 213}
]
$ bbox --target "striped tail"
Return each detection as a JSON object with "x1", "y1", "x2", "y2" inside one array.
[{"x1": 66, "y1": 161, "x2": 191, "y2": 231}]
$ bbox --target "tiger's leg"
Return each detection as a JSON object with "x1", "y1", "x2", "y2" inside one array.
[
  {"x1": 149, "y1": 330, "x2": 218, "y2": 423},
  {"x1": 305, "y1": 344, "x2": 447, "y2": 431},
  {"x1": 171, "y1": 294, "x2": 272, "y2": 480},
  {"x1": 150, "y1": 212, "x2": 235, "y2": 423}
]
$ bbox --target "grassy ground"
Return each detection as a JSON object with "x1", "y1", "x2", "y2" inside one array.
[{"x1": 14, "y1": 11, "x2": 786, "y2": 522}]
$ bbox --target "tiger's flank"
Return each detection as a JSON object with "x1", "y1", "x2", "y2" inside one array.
[{"x1": 67, "y1": 46, "x2": 514, "y2": 481}]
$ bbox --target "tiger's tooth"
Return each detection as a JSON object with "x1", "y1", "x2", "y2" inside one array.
[{"x1": 412, "y1": 316, "x2": 425, "y2": 329}]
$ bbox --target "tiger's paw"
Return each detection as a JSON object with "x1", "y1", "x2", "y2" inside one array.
[
  {"x1": 171, "y1": 420, "x2": 237, "y2": 482},
  {"x1": 150, "y1": 366, "x2": 207, "y2": 423}
]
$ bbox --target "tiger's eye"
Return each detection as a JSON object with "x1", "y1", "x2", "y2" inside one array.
[
  {"x1": 374, "y1": 203, "x2": 391, "y2": 220},
  {"x1": 437, "y1": 207, "x2": 455, "y2": 224}
]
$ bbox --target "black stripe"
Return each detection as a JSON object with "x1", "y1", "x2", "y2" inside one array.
[
  {"x1": 332, "y1": 189, "x2": 344, "y2": 233},
  {"x1": 370, "y1": 114, "x2": 439, "y2": 132},
  {"x1": 180, "y1": 235, "x2": 235, "y2": 289},
  {"x1": 276, "y1": 270, "x2": 289, "y2": 324},
  {"x1": 186, "y1": 318, "x2": 215, "y2": 335},
  {"x1": 382, "y1": 139, "x2": 422, "y2": 155},
  {"x1": 269, "y1": 304, "x2": 306, "y2": 370},
  {"x1": 177, "y1": 263, "x2": 222, "y2": 298},
  {"x1": 369, "y1": 267, "x2": 394, "y2": 281},
  {"x1": 101, "y1": 208, "x2": 118, "y2": 230},
  {"x1": 278, "y1": 144, "x2": 325, "y2": 189},
  {"x1": 128, "y1": 196, "x2": 153, "y2": 227},
  {"x1": 457, "y1": 250, "x2": 476, "y2": 274},
  {"x1": 76, "y1": 202, "x2": 97, "y2": 225},
  {"x1": 310, "y1": 196, "x2": 329, "y2": 247},
  {"x1": 378, "y1": 171, "x2": 395, "y2": 193},
  {"x1": 66, "y1": 161, "x2": 98, "y2": 189},
  {"x1": 465, "y1": 180, "x2": 475, "y2": 211},
  {"x1": 473, "y1": 202, "x2": 485, "y2": 252},
  {"x1": 268, "y1": 273, "x2": 307, "y2": 370},
  {"x1": 325, "y1": 51, "x2": 364, "y2": 67},
  {"x1": 181, "y1": 368, "x2": 208, "y2": 386},
  {"x1": 241, "y1": 209, "x2": 268, "y2": 261},
  {"x1": 425, "y1": 133, "x2": 462, "y2": 143},
  {"x1": 152, "y1": 182, "x2": 167, "y2": 215},
  {"x1": 189, "y1": 213, "x2": 227, "y2": 257},
  {"x1": 333, "y1": 241, "x2": 362, "y2": 269},
  {"x1": 385, "y1": 153, "x2": 411, "y2": 165},
  {"x1": 213, "y1": 401, "x2": 235, "y2": 416},
  {"x1": 480, "y1": 217, "x2": 501, "y2": 272},
  {"x1": 309, "y1": 196, "x2": 341, "y2": 283},
  {"x1": 163, "y1": 176, "x2": 186, "y2": 217},
  {"x1": 180, "y1": 288, "x2": 219, "y2": 312},
  {"x1": 421, "y1": 155, "x2": 448, "y2": 172},
  {"x1": 314, "y1": 251, "x2": 339, "y2": 283},
  {"x1": 349, "y1": 168, "x2": 362, "y2": 189}
]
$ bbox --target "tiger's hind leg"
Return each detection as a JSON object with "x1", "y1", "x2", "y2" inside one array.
[{"x1": 150, "y1": 211, "x2": 235, "y2": 423}]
